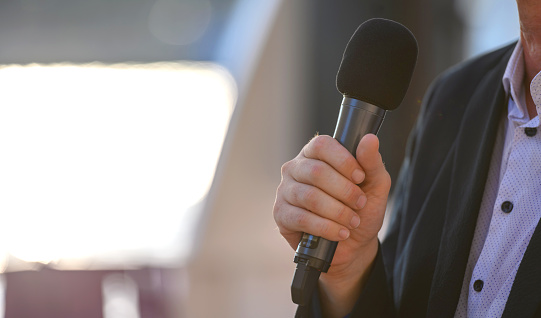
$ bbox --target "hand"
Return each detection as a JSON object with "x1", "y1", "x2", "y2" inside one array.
[{"x1": 273, "y1": 134, "x2": 391, "y2": 316}]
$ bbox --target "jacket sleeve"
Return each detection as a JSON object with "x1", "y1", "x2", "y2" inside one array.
[
  {"x1": 295, "y1": 242, "x2": 396, "y2": 317},
  {"x1": 296, "y1": 243, "x2": 394, "y2": 318}
]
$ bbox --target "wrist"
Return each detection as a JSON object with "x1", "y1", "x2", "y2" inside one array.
[{"x1": 318, "y1": 239, "x2": 379, "y2": 318}]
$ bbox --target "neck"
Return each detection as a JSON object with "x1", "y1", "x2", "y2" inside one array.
[
  {"x1": 517, "y1": 1, "x2": 541, "y2": 117},
  {"x1": 521, "y1": 32, "x2": 541, "y2": 84},
  {"x1": 518, "y1": 0, "x2": 541, "y2": 82}
]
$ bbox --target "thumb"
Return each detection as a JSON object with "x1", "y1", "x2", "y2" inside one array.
[{"x1": 355, "y1": 134, "x2": 389, "y2": 185}]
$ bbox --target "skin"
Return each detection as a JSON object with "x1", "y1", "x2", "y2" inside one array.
[
  {"x1": 518, "y1": 0, "x2": 541, "y2": 118},
  {"x1": 273, "y1": 134, "x2": 390, "y2": 318},
  {"x1": 273, "y1": 2, "x2": 541, "y2": 317}
]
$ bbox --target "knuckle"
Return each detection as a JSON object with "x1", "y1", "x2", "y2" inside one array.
[
  {"x1": 285, "y1": 184, "x2": 296, "y2": 203},
  {"x1": 310, "y1": 135, "x2": 331, "y2": 155},
  {"x1": 294, "y1": 210, "x2": 309, "y2": 228},
  {"x1": 281, "y1": 160, "x2": 294, "y2": 175},
  {"x1": 308, "y1": 161, "x2": 325, "y2": 180},
  {"x1": 289, "y1": 182, "x2": 302, "y2": 203},
  {"x1": 302, "y1": 187, "x2": 319, "y2": 208}
]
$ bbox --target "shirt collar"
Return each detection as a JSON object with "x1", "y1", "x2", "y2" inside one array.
[
  {"x1": 502, "y1": 40, "x2": 523, "y2": 98},
  {"x1": 531, "y1": 70, "x2": 541, "y2": 111},
  {"x1": 502, "y1": 39, "x2": 541, "y2": 126},
  {"x1": 502, "y1": 40, "x2": 529, "y2": 125}
]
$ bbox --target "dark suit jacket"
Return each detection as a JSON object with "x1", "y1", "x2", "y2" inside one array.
[{"x1": 305, "y1": 42, "x2": 541, "y2": 317}]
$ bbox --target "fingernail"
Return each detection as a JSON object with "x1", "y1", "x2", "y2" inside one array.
[
  {"x1": 339, "y1": 228, "x2": 350, "y2": 239},
  {"x1": 357, "y1": 195, "x2": 367, "y2": 209},
  {"x1": 350, "y1": 215, "x2": 360, "y2": 229},
  {"x1": 352, "y1": 169, "x2": 365, "y2": 184}
]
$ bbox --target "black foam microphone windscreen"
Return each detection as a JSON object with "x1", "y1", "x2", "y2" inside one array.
[{"x1": 336, "y1": 18, "x2": 418, "y2": 110}]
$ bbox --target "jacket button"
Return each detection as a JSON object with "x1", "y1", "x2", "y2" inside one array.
[
  {"x1": 473, "y1": 280, "x2": 484, "y2": 292},
  {"x1": 501, "y1": 201, "x2": 513, "y2": 213},
  {"x1": 525, "y1": 127, "x2": 537, "y2": 137}
]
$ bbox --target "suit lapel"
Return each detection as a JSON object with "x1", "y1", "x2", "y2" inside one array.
[{"x1": 426, "y1": 48, "x2": 512, "y2": 317}]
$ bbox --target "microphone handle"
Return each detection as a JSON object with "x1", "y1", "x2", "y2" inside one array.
[{"x1": 291, "y1": 96, "x2": 386, "y2": 306}]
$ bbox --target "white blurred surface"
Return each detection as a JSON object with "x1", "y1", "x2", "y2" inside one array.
[
  {"x1": 102, "y1": 273, "x2": 140, "y2": 318},
  {"x1": 0, "y1": 62, "x2": 236, "y2": 269}
]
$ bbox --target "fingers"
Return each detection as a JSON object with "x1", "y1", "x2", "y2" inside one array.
[
  {"x1": 289, "y1": 158, "x2": 367, "y2": 211},
  {"x1": 274, "y1": 134, "x2": 389, "y2": 249},
  {"x1": 273, "y1": 199, "x2": 352, "y2": 247},
  {"x1": 303, "y1": 135, "x2": 365, "y2": 185},
  {"x1": 280, "y1": 177, "x2": 361, "y2": 230},
  {"x1": 274, "y1": 135, "x2": 365, "y2": 245}
]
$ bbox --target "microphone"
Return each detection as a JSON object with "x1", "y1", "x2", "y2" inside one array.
[{"x1": 291, "y1": 18, "x2": 418, "y2": 307}]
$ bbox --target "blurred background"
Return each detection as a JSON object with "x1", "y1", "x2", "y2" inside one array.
[{"x1": 0, "y1": 0, "x2": 519, "y2": 317}]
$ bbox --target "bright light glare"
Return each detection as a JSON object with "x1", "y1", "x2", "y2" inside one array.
[
  {"x1": 102, "y1": 273, "x2": 140, "y2": 318},
  {"x1": 0, "y1": 61, "x2": 236, "y2": 269}
]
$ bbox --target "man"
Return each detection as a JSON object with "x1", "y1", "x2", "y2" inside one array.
[{"x1": 273, "y1": 0, "x2": 541, "y2": 317}]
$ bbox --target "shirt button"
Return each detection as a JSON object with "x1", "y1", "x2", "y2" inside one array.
[
  {"x1": 473, "y1": 279, "x2": 484, "y2": 292},
  {"x1": 501, "y1": 201, "x2": 514, "y2": 213},
  {"x1": 525, "y1": 127, "x2": 537, "y2": 137}
]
